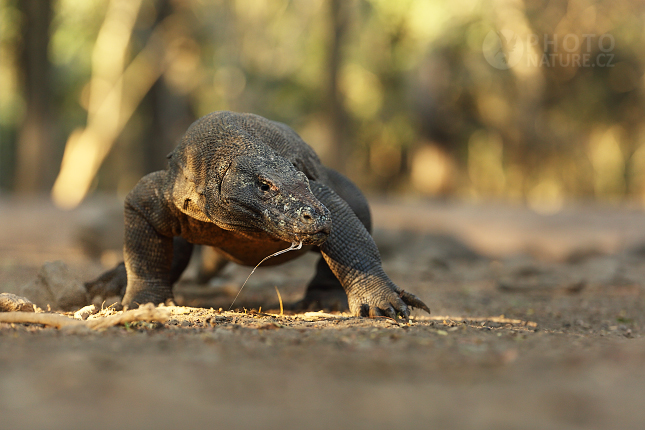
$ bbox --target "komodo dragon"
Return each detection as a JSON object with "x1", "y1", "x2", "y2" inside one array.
[{"x1": 86, "y1": 111, "x2": 430, "y2": 319}]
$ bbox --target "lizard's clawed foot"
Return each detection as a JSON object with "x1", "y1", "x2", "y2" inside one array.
[{"x1": 349, "y1": 287, "x2": 430, "y2": 321}]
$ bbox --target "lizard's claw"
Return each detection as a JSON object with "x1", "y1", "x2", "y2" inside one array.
[
  {"x1": 400, "y1": 290, "x2": 431, "y2": 314},
  {"x1": 349, "y1": 285, "x2": 430, "y2": 321}
]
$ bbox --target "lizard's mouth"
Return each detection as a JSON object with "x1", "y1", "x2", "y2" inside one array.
[
  {"x1": 260, "y1": 200, "x2": 331, "y2": 246},
  {"x1": 294, "y1": 225, "x2": 330, "y2": 246},
  {"x1": 266, "y1": 220, "x2": 330, "y2": 247}
]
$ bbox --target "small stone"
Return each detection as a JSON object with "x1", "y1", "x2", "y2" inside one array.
[
  {"x1": 74, "y1": 304, "x2": 98, "y2": 320},
  {"x1": 41, "y1": 261, "x2": 88, "y2": 310},
  {"x1": 0, "y1": 293, "x2": 35, "y2": 312},
  {"x1": 19, "y1": 261, "x2": 89, "y2": 311},
  {"x1": 20, "y1": 277, "x2": 56, "y2": 310}
]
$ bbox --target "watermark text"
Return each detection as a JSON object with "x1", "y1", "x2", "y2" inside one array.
[{"x1": 483, "y1": 30, "x2": 615, "y2": 70}]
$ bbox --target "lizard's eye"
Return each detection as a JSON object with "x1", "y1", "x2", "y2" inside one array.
[{"x1": 257, "y1": 176, "x2": 276, "y2": 193}]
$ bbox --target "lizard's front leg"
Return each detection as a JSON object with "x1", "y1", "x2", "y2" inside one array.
[
  {"x1": 121, "y1": 174, "x2": 176, "y2": 307},
  {"x1": 310, "y1": 182, "x2": 430, "y2": 319}
]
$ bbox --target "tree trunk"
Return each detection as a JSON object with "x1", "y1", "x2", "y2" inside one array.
[
  {"x1": 15, "y1": 0, "x2": 54, "y2": 194},
  {"x1": 144, "y1": 78, "x2": 195, "y2": 174},
  {"x1": 326, "y1": 0, "x2": 349, "y2": 173},
  {"x1": 142, "y1": 0, "x2": 195, "y2": 175}
]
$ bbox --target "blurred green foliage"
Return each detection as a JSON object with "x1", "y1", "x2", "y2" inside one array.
[{"x1": 1, "y1": 0, "x2": 644, "y2": 211}]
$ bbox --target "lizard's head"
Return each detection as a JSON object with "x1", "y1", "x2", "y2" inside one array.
[{"x1": 216, "y1": 154, "x2": 331, "y2": 246}]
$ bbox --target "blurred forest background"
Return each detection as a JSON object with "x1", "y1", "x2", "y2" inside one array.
[{"x1": 1, "y1": 0, "x2": 644, "y2": 213}]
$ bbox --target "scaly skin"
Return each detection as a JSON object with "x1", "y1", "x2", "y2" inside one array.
[{"x1": 86, "y1": 111, "x2": 430, "y2": 319}]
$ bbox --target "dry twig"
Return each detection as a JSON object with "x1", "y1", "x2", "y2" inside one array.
[{"x1": 0, "y1": 303, "x2": 170, "y2": 330}]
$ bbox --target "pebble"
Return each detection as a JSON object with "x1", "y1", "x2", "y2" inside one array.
[
  {"x1": 0, "y1": 293, "x2": 35, "y2": 312},
  {"x1": 74, "y1": 304, "x2": 98, "y2": 320}
]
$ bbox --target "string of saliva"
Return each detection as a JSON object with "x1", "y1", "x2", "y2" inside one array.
[{"x1": 228, "y1": 240, "x2": 303, "y2": 310}]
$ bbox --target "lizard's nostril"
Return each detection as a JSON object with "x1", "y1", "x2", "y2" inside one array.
[{"x1": 301, "y1": 209, "x2": 314, "y2": 223}]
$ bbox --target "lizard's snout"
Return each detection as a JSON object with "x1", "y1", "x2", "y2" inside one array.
[{"x1": 292, "y1": 204, "x2": 331, "y2": 245}]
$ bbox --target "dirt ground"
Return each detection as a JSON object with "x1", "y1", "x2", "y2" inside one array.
[{"x1": 2, "y1": 196, "x2": 645, "y2": 429}]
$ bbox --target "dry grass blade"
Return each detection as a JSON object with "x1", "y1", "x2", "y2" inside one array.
[
  {"x1": 302, "y1": 312, "x2": 348, "y2": 320},
  {"x1": 274, "y1": 286, "x2": 284, "y2": 316}
]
